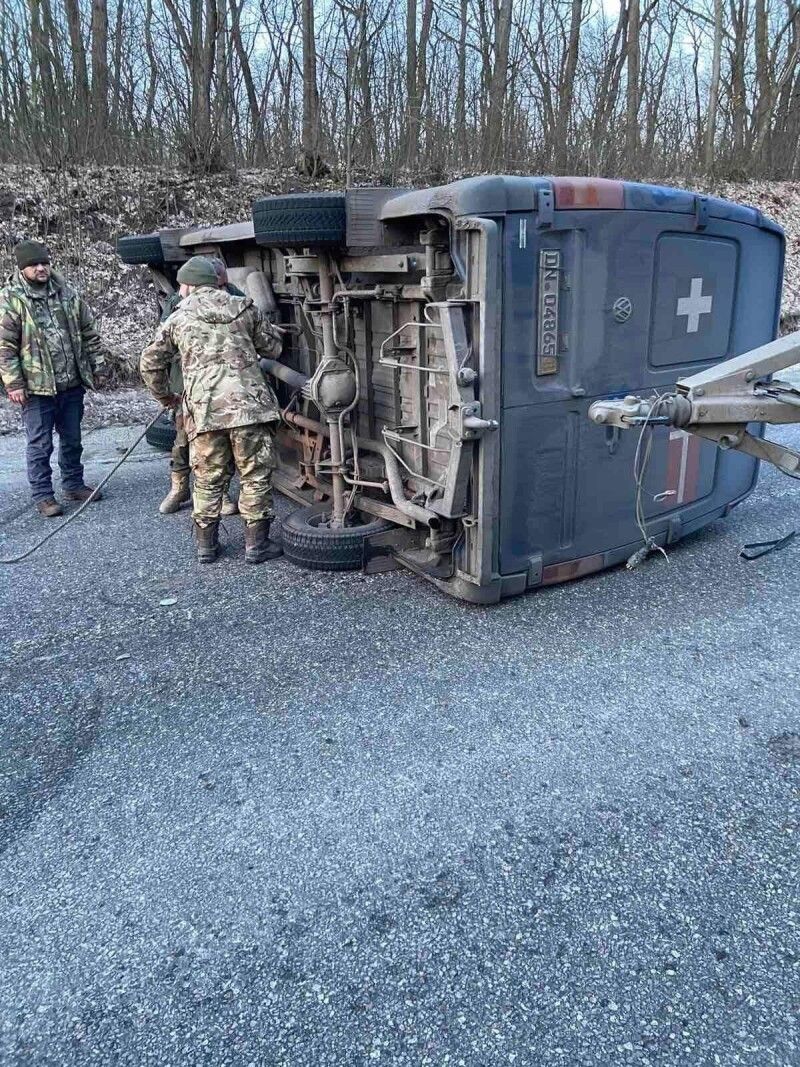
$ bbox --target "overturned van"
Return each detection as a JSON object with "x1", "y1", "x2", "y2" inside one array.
[{"x1": 118, "y1": 176, "x2": 785, "y2": 603}]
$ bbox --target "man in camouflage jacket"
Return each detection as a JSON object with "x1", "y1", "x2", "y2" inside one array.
[
  {"x1": 156, "y1": 257, "x2": 244, "y2": 517},
  {"x1": 140, "y1": 255, "x2": 285, "y2": 565},
  {"x1": 0, "y1": 240, "x2": 110, "y2": 517}
]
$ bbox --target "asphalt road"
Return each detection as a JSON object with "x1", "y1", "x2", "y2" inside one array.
[{"x1": 0, "y1": 423, "x2": 798, "y2": 1066}]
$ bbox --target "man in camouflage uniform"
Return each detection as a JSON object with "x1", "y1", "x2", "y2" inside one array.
[
  {"x1": 0, "y1": 240, "x2": 110, "y2": 517},
  {"x1": 140, "y1": 255, "x2": 285, "y2": 564},
  {"x1": 157, "y1": 257, "x2": 243, "y2": 516}
]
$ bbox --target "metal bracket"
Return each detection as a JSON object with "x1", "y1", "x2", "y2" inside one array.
[
  {"x1": 286, "y1": 253, "x2": 411, "y2": 276},
  {"x1": 694, "y1": 195, "x2": 709, "y2": 230},
  {"x1": 605, "y1": 425, "x2": 621, "y2": 455},
  {"x1": 538, "y1": 188, "x2": 555, "y2": 228}
]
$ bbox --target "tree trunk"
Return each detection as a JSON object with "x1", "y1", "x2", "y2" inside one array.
[
  {"x1": 143, "y1": 0, "x2": 158, "y2": 131},
  {"x1": 90, "y1": 0, "x2": 109, "y2": 150},
  {"x1": 753, "y1": 0, "x2": 771, "y2": 163},
  {"x1": 301, "y1": 0, "x2": 319, "y2": 165},
  {"x1": 230, "y1": 0, "x2": 262, "y2": 160},
  {"x1": 625, "y1": 0, "x2": 640, "y2": 166},
  {"x1": 483, "y1": 0, "x2": 512, "y2": 169},
  {"x1": 729, "y1": 0, "x2": 748, "y2": 163},
  {"x1": 555, "y1": 0, "x2": 582, "y2": 173},
  {"x1": 414, "y1": 0, "x2": 433, "y2": 165},
  {"x1": 704, "y1": 0, "x2": 723, "y2": 171},
  {"x1": 110, "y1": 0, "x2": 124, "y2": 130},
  {"x1": 27, "y1": 0, "x2": 55, "y2": 118},
  {"x1": 405, "y1": 0, "x2": 417, "y2": 168},
  {"x1": 357, "y1": 1, "x2": 376, "y2": 165},
  {"x1": 63, "y1": 0, "x2": 90, "y2": 115},
  {"x1": 214, "y1": 0, "x2": 233, "y2": 159},
  {"x1": 455, "y1": 0, "x2": 468, "y2": 157}
]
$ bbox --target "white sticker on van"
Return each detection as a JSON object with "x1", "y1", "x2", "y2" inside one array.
[{"x1": 676, "y1": 277, "x2": 713, "y2": 333}]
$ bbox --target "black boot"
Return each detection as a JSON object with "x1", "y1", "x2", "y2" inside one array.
[
  {"x1": 194, "y1": 519, "x2": 220, "y2": 563},
  {"x1": 244, "y1": 519, "x2": 282, "y2": 564}
]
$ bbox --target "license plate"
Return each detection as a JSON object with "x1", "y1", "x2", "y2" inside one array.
[{"x1": 537, "y1": 249, "x2": 561, "y2": 376}]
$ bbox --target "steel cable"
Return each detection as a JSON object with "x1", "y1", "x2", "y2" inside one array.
[{"x1": 0, "y1": 408, "x2": 165, "y2": 565}]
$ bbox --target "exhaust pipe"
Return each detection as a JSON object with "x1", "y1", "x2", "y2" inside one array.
[{"x1": 259, "y1": 358, "x2": 309, "y2": 392}]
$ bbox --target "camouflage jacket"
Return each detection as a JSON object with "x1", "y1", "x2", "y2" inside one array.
[
  {"x1": 140, "y1": 286, "x2": 283, "y2": 440},
  {"x1": 0, "y1": 269, "x2": 108, "y2": 395},
  {"x1": 159, "y1": 283, "x2": 245, "y2": 394}
]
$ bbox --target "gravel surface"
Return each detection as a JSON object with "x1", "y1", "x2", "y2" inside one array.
[{"x1": 0, "y1": 424, "x2": 798, "y2": 1066}]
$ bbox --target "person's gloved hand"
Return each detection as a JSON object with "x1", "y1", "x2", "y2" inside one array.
[
  {"x1": 94, "y1": 364, "x2": 112, "y2": 388},
  {"x1": 161, "y1": 393, "x2": 182, "y2": 410}
]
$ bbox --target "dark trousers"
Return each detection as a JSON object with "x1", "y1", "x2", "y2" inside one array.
[{"x1": 21, "y1": 386, "x2": 85, "y2": 501}]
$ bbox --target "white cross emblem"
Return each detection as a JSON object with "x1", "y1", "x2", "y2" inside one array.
[{"x1": 676, "y1": 277, "x2": 713, "y2": 333}]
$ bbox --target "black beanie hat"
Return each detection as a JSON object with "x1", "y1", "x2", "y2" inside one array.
[{"x1": 15, "y1": 240, "x2": 51, "y2": 269}]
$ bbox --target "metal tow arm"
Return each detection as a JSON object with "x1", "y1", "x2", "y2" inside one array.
[{"x1": 588, "y1": 331, "x2": 800, "y2": 479}]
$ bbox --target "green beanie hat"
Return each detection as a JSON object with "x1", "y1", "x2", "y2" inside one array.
[
  {"x1": 15, "y1": 240, "x2": 51, "y2": 269},
  {"x1": 176, "y1": 256, "x2": 218, "y2": 287}
]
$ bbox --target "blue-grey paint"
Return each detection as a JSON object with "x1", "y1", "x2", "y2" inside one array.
[{"x1": 475, "y1": 180, "x2": 786, "y2": 585}]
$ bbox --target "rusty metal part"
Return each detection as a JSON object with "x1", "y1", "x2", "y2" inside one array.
[
  {"x1": 281, "y1": 410, "x2": 437, "y2": 527},
  {"x1": 306, "y1": 254, "x2": 345, "y2": 527}
]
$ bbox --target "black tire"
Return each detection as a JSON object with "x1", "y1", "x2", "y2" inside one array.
[
  {"x1": 281, "y1": 502, "x2": 393, "y2": 571},
  {"x1": 252, "y1": 193, "x2": 346, "y2": 249},
  {"x1": 117, "y1": 233, "x2": 165, "y2": 267},
  {"x1": 146, "y1": 410, "x2": 177, "y2": 451}
]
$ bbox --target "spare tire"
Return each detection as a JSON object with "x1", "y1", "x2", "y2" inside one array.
[
  {"x1": 253, "y1": 193, "x2": 346, "y2": 249},
  {"x1": 117, "y1": 233, "x2": 165, "y2": 267},
  {"x1": 281, "y1": 502, "x2": 393, "y2": 571},
  {"x1": 146, "y1": 410, "x2": 177, "y2": 451}
]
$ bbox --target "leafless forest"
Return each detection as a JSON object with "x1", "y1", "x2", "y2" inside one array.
[{"x1": 0, "y1": 0, "x2": 799, "y2": 180}]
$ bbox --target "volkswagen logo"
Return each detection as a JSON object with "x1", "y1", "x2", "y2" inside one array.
[{"x1": 612, "y1": 296, "x2": 633, "y2": 323}]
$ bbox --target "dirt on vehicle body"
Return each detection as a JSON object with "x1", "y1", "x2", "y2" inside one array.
[{"x1": 119, "y1": 176, "x2": 784, "y2": 602}]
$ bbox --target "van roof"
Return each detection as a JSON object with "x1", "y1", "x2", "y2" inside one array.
[{"x1": 379, "y1": 175, "x2": 783, "y2": 235}]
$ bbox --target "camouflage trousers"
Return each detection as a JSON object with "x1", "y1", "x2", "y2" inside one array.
[
  {"x1": 190, "y1": 424, "x2": 276, "y2": 528},
  {"x1": 170, "y1": 409, "x2": 191, "y2": 474},
  {"x1": 173, "y1": 408, "x2": 234, "y2": 485}
]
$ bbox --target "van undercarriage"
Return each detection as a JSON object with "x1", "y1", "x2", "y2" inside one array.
[
  {"x1": 136, "y1": 191, "x2": 503, "y2": 601},
  {"x1": 119, "y1": 177, "x2": 785, "y2": 602}
]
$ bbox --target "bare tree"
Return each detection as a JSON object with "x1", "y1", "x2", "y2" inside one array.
[
  {"x1": 483, "y1": 0, "x2": 512, "y2": 168},
  {"x1": 300, "y1": 0, "x2": 320, "y2": 169},
  {"x1": 90, "y1": 0, "x2": 109, "y2": 148},
  {"x1": 3, "y1": 0, "x2": 800, "y2": 180},
  {"x1": 555, "y1": 0, "x2": 583, "y2": 171}
]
